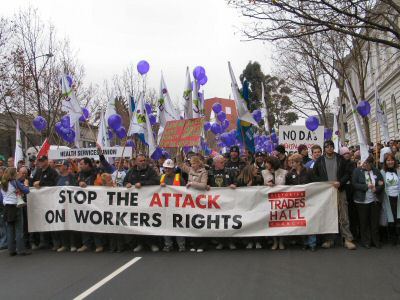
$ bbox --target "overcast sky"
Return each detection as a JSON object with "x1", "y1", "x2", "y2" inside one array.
[{"x1": 2, "y1": 0, "x2": 273, "y2": 103}]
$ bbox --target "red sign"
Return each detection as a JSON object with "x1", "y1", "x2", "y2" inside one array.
[
  {"x1": 159, "y1": 118, "x2": 204, "y2": 148},
  {"x1": 268, "y1": 191, "x2": 307, "y2": 227}
]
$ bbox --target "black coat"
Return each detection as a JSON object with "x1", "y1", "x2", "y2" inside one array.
[
  {"x1": 312, "y1": 153, "x2": 351, "y2": 191},
  {"x1": 208, "y1": 168, "x2": 235, "y2": 187},
  {"x1": 77, "y1": 168, "x2": 98, "y2": 186},
  {"x1": 352, "y1": 167, "x2": 384, "y2": 203},
  {"x1": 285, "y1": 168, "x2": 312, "y2": 185},
  {"x1": 32, "y1": 166, "x2": 59, "y2": 187},
  {"x1": 123, "y1": 166, "x2": 160, "y2": 186}
]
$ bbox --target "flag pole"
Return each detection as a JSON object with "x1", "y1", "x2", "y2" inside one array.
[{"x1": 375, "y1": 121, "x2": 379, "y2": 168}]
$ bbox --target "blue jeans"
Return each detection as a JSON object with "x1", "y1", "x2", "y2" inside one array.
[
  {"x1": 305, "y1": 235, "x2": 317, "y2": 247},
  {"x1": 7, "y1": 208, "x2": 26, "y2": 254}
]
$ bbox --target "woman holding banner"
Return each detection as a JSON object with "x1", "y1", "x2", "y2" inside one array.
[
  {"x1": 285, "y1": 154, "x2": 316, "y2": 251},
  {"x1": 262, "y1": 156, "x2": 288, "y2": 250},
  {"x1": 177, "y1": 154, "x2": 208, "y2": 252},
  {"x1": 0, "y1": 168, "x2": 31, "y2": 256}
]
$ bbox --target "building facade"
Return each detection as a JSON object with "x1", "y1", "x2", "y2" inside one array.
[{"x1": 340, "y1": 40, "x2": 400, "y2": 145}]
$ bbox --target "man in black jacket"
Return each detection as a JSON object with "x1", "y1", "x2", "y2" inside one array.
[
  {"x1": 313, "y1": 140, "x2": 356, "y2": 250},
  {"x1": 32, "y1": 155, "x2": 59, "y2": 250},
  {"x1": 123, "y1": 154, "x2": 160, "y2": 252}
]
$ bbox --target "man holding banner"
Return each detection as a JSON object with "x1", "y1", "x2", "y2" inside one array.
[{"x1": 313, "y1": 140, "x2": 356, "y2": 250}]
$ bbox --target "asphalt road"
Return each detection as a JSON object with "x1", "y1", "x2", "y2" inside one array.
[{"x1": 1, "y1": 246, "x2": 400, "y2": 300}]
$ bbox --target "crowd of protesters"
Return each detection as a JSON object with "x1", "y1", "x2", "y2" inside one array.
[{"x1": 0, "y1": 139, "x2": 400, "y2": 256}]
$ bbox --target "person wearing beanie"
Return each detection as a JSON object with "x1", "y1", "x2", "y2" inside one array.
[
  {"x1": 313, "y1": 140, "x2": 357, "y2": 250},
  {"x1": 226, "y1": 145, "x2": 246, "y2": 176},
  {"x1": 298, "y1": 144, "x2": 311, "y2": 165}
]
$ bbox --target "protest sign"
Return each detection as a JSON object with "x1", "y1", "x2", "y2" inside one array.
[
  {"x1": 278, "y1": 125, "x2": 324, "y2": 153},
  {"x1": 159, "y1": 118, "x2": 203, "y2": 148},
  {"x1": 28, "y1": 183, "x2": 338, "y2": 237},
  {"x1": 48, "y1": 147, "x2": 132, "y2": 160}
]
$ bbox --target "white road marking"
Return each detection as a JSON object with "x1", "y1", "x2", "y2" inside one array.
[{"x1": 73, "y1": 256, "x2": 142, "y2": 300}]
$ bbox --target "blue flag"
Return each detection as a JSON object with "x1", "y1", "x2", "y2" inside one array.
[{"x1": 235, "y1": 79, "x2": 255, "y2": 152}]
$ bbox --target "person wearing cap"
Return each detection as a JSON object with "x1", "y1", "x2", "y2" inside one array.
[
  {"x1": 254, "y1": 152, "x2": 266, "y2": 183},
  {"x1": 123, "y1": 154, "x2": 160, "y2": 253},
  {"x1": 207, "y1": 155, "x2": 237, "y2": 250},
  {"x1": 298, "y1": 144, "x2": 311, "y2": 165},
  {"x1": 53, "y1": 160, "x2": 79, "y2": 252},
  {"x1": 31, "y1": 155, "x2": 59, "y2": 250},
  {"x1": 313, "y1": 140, "x2": 356, "y2": 250},
  {"x1": 160, "y1": 159, "x2": 186, "y2": 252},
  {"x1": 225, "y1": 146, "x2": 246, "y2": 177},
  {"x1": 352, "y1": 156, "x2": 384, "y2": 248},
  {"x1": 274, "y1": 145, "x2": 288, "y2": 170}
]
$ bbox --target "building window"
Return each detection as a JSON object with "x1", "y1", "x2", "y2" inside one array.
[
  {"x1": 225, "y1": 107, "x2": 232, "y2": 115},
  {"x1": 342, "y1": 103, "x2": 346, "y2": 115},
  {"x1": 344, "y1": 122, "x2": 348, "y2": 133}
]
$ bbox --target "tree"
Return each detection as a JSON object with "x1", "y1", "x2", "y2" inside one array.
[
  {"x1": 239, "y1": 61, "x2": 298, "y2": 130},
  {"x1": 229, "y1": 0, "x2": 400, "y2": 51}
]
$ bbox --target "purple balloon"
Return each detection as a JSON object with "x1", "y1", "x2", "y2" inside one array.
[
  {"x1": 204, "y1": 122, "x2": 211, "y2": 131},
  {"x1": 212, "y1": 102, "x2": 222, "y2": 114},
  {"x1": 108, "y1": 114, "x2": 122, "y2": 131},
  {"x1": 324, "y1": 128, "x2": 333, "y2": 140},
  {"x1": 193, "y1": 66, "x2": 206, "y2": 81},
  {"x1": 145, "y1": 103, "x2": 152, "y2": 115},
  {"x1": 211, "y1": 123, "x2": 222, "y2": 135},
  {"x1": 305, "y1": 116, "x2": 319, "y2": 131},
  {"x1": 149, "y1": 114, "x2": 157, "y2": 126},
  {"x1": 271, "y1": 132, "x2": 278, "y2": 143},
  {"x1": 198, "y1": 75, "x2": 208, "y2": 86},
  {"x1": 183, "y1": 146, "x2": 192, "y2": 154},
  {"x1": 107, "y1": 129, "x2": 114, "y2": 140},
  {"x1": 217, "y1": 111, "x2": 226, "y2": 122},
  {"x1": 222, "y1": 119, "x2": 230, "y2": 130},
  {"x1": 252, "y1": 109, "x2": 262, "y2": 123},
  {"x1": 161, "y1": 150, "x2": 170, "y2": 159},
  {"x1": 115, "y1": 126, "x2": 127, "y2": 139},
  {"x1": 356, "y1": 100, "x2": 371, "y2": 117},
  {"x1": 33, "y1": 116, "x2": 47, "y2": 132},
  {"x1": 79, "y1": 115, "x2": 86, "y2": 122},
  {"x1": 150, "y1": 147, "x2": 163, "y2": 160},
  {"x1": 137, "y1": 60, "x2": 150, "y2": 75},
  {"x1": 126, "y1": 140, "x2": 135, "y2": 147},
  {"x1": 82, "y1": 107, "x2": 90, "y2": 119},
  {"x1": 62, "y1": 129, "x2": 76, "y2": 143},
  {"x1": 61, "y1": 115, "x2": 70, "y2": 128},
  {"x1": 55, "y1": 122, "x2": 63, "y2": 136}
]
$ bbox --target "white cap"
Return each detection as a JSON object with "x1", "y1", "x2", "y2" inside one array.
[{"x1": 163, "y1": 159, "x2": 175, "y2": 168}]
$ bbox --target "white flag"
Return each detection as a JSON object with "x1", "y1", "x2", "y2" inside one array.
[
  {"x1": 228, "y1": 62, "x2": 259, "y2": 127},
  {"x1": 128, "y1": 93, "x2": 146, "y2": 136},
  {"x1": 158, "y1": 73, "x2": 179, "y2": 128},
  {"x1": 74, "y1": 120, "x2": 80, "y2": 148},
  {"x1": 192, "y1": 79, "x2": 201, "y2": 118},
  {"x1": 183, "y1": 67, "x2": 193, "y2": 119},
  {"x1": 97, "y1": 111, "x2": 110, "y2": 147},
  {"x1": 345, "y1": 80, "x2": 369, "y2": 161},
  {"x1": 332, "y1": 99, "x2": 340, "y2": 153},
  {"x1": 60, "y1": 75, "x2": 82, "y2": 125},
  {"x1": 14, "y1": 119, "x2": 24, "y2": 168},
  {"x1": 374, "y1": 77, "x2": 390, "y2": 144},
  {"x1": 105, "y1": 94, "x2": 117, "y2": 122},
  {"x1": 144, "y1": 107, "x2": 157, "y2": 157},
  {"x1": 260, "y1": 82, "x2": 270, "y2": 133}
]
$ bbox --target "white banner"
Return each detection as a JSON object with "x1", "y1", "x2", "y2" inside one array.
[
  {"x1": 279, "y1": 125, "x2": 324, "y2": 153},
  {"x1": 48, "y1": 147, "x2": 132, "y2": 160},
  {"x1": 28, "y1": 183, "x2": 338, "y2": 237}
]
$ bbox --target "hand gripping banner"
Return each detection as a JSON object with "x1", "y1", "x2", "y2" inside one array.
[{"x1": 28, "y1": 183, "x2": 338, "y2": 237}]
